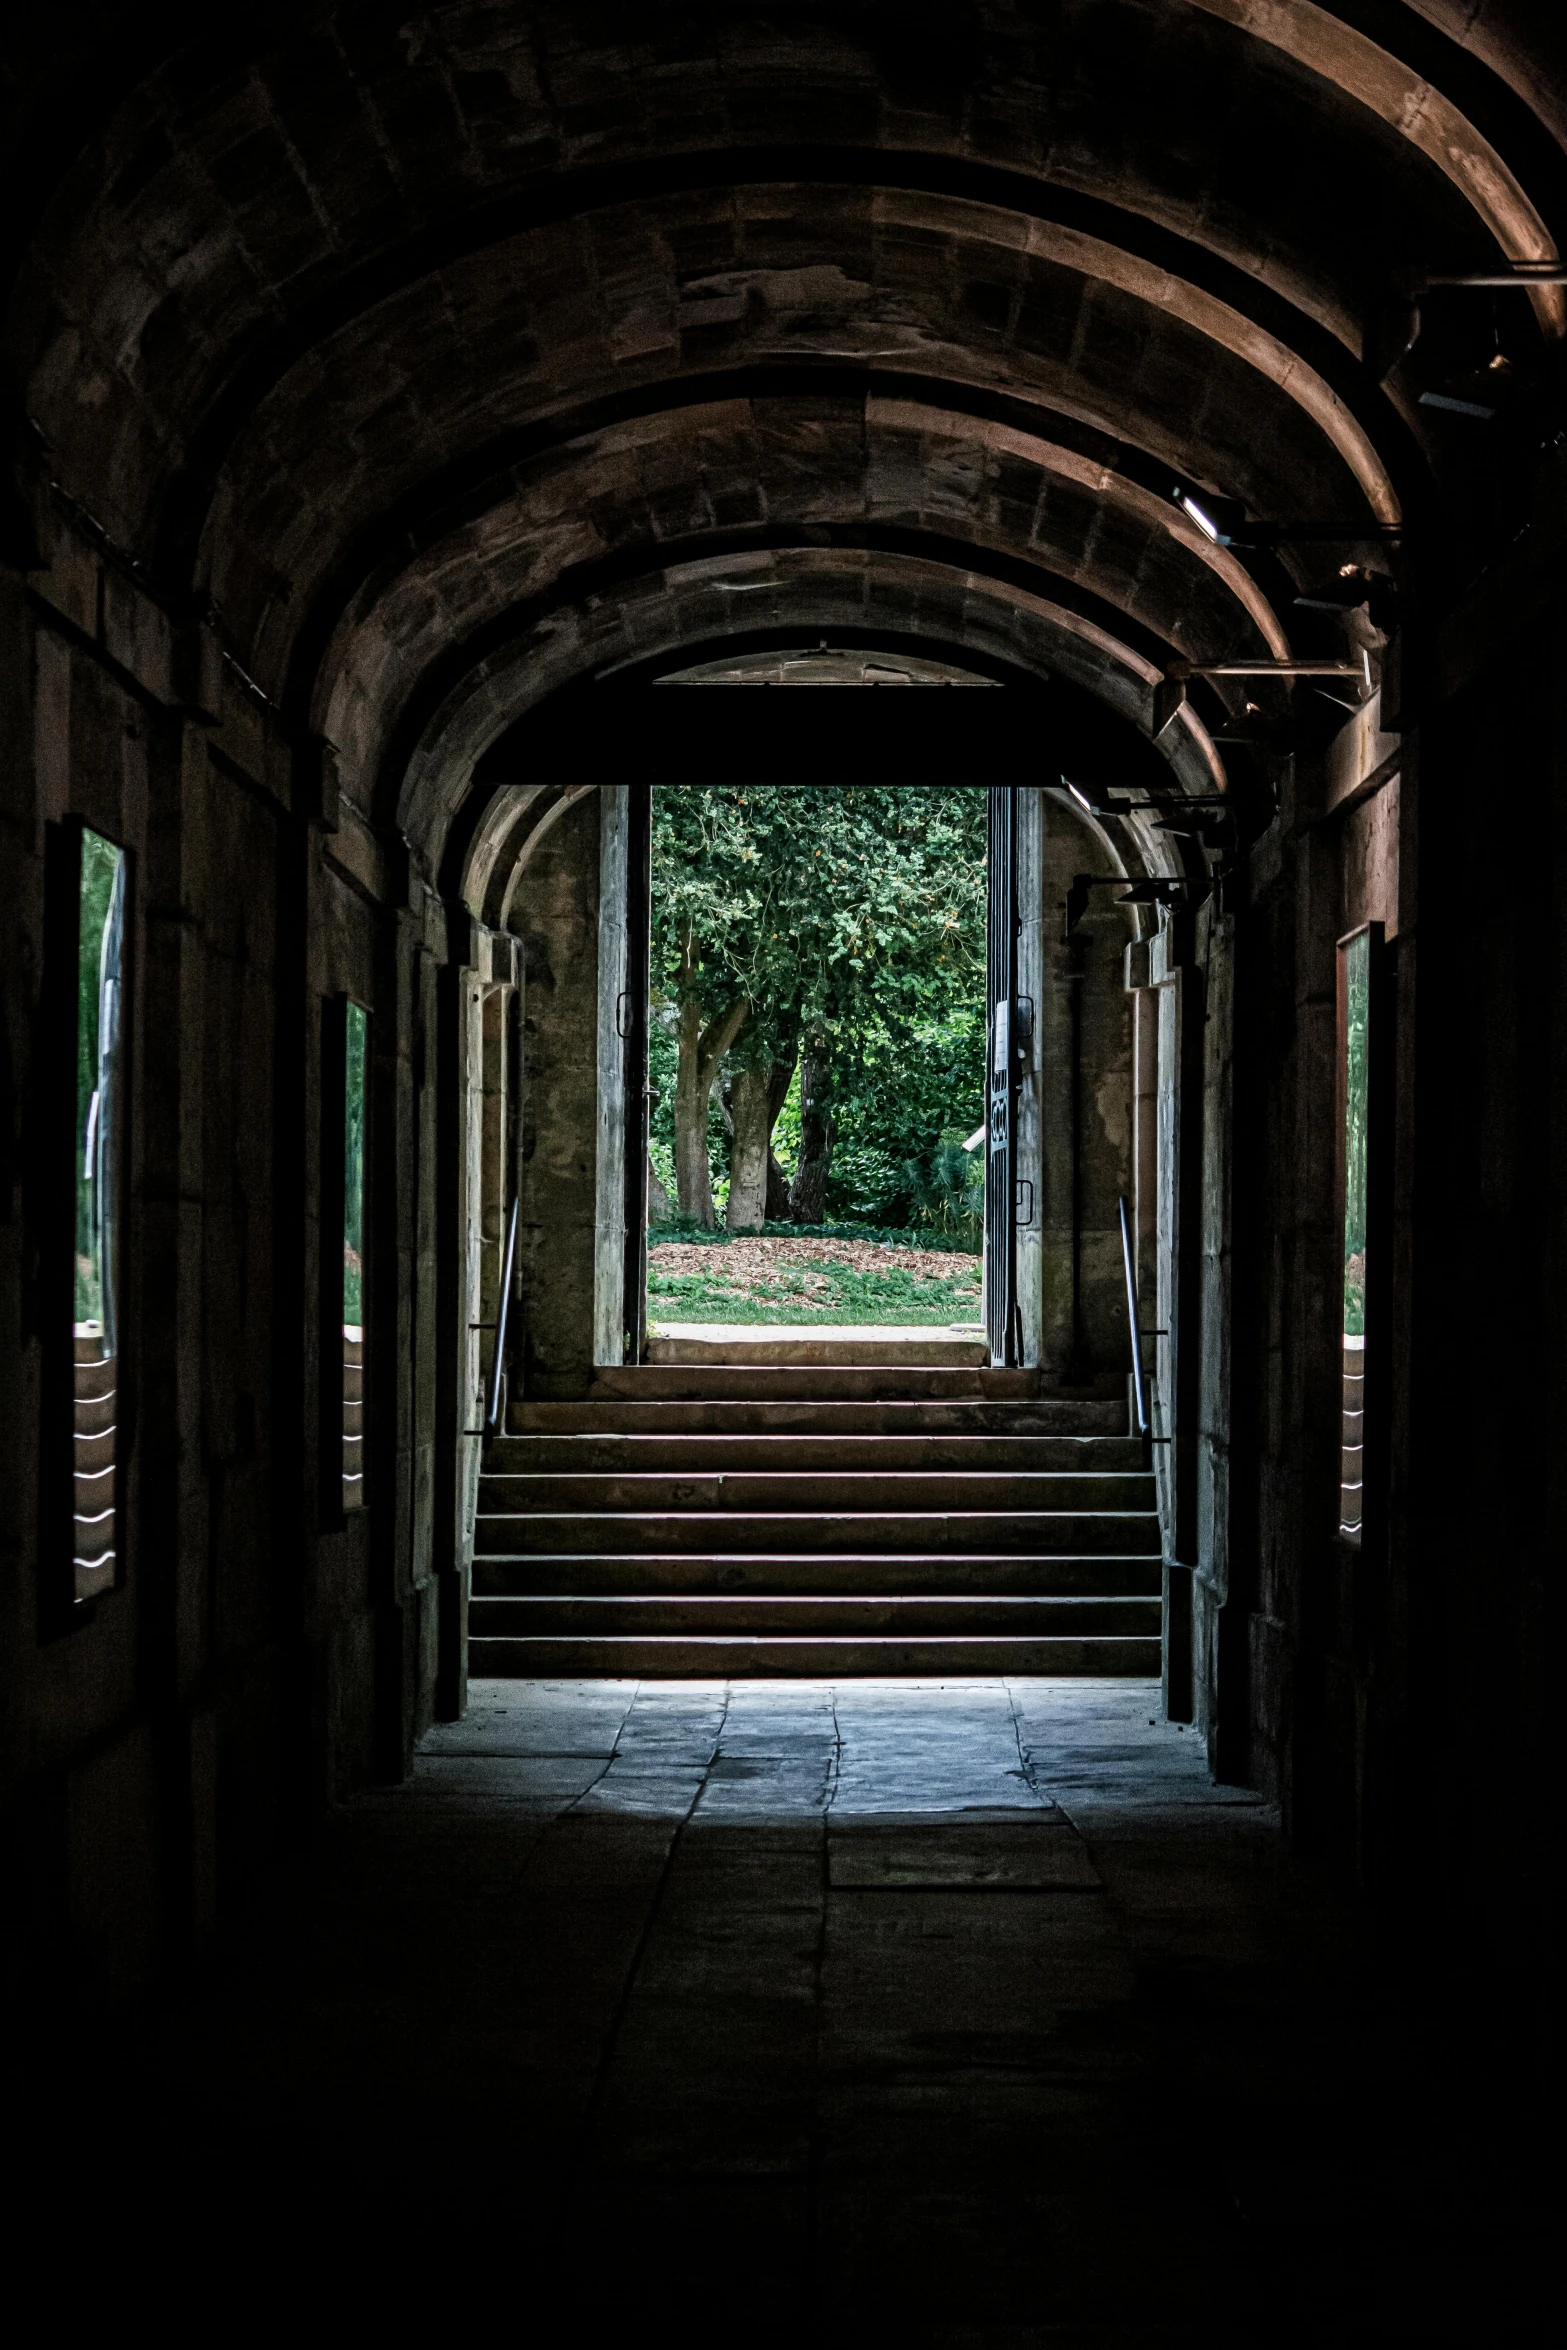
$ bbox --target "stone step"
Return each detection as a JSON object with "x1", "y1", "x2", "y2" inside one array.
[
  {"x1": 72, "y1": 1426, "x2": 116, "y2": 1475},
  {"x1": 477, "y1": 1470, "x2": 1156, "y2": 1514},
  {"x1": 473, "y1": 1509, "x2": 1162, "y2": 1556},
  {"x1": 647, "y1": 1331, "x2": 988, "y2": 1367},
  {"x1": 512, "y1": 1397, "x2": 1128, "y2": 1436},
  {"x1": 467, "y1": 1633, "x2": 1162, "y2": 1678},
  {"x1": 469, "y1": 1593, "x2": 1161, "y2": 1636},
  {"x1": 579, "y1": 1365, "x2": 1119, "y2": 1404},
  {"x1": 73, "y1": 1389, "x2": 116, "y2": 1438},
  {"x1": 487, "y1": 1356, "x2": 1158, "y2": 1676},
  {"x1": 486, "y1": 1432, "x2": 1147, "y2": 1472},
  {"x1": 471, "y1": 1550, "x2": 1163, "y2": 1596},
  {"x1": 74, "y1": 1463, "x2": 115, "y2": 1515}
]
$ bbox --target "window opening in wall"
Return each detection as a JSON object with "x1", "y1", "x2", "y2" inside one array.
[
  {"x1": 72, "y1": 827, "x2": 126, "y2": 1603},
  {"x1": 476, "y1": 983, "x2": 518, "y2": 1427},
  {"x1": 342, "y1": 1000, "x2": 367, "y2": 1508},
  {"x1": 641, "y1": 785, "x2": 988, "y2": 1345},
  {"x1": 1339, "y1": 928, "x2": 1371, "y2": 1541},
  {"x1": 984, "y1": 783, "x2": 1022, "y2": 1365}
]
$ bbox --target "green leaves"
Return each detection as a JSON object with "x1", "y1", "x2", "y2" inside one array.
[
  {"x1": 651, "y1": 785, "x2": 988, "y2": 1224},
  {"x1": 651, "y1": 785, "x2": 986, "y2": 1065}
]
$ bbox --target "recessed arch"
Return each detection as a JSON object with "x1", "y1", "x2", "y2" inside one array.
[
  {"x1": 280, "y1": 364, "x2": 1322, "y2": 737},
  {"x1": 202, "y1": 175, "x2": 1406, "y2": 699},
  {"x1": 26, "y1": 0, "x2": 1517, "y2": 588},
  {"x1": 307, "y1": 399, "x2": 1293, "y2": 792},
  {"x1": 1180, "y1": 0, "x2": 1565, "y2": 333},
  {"x1": 394, "y1": 549, "x2": 1230, "y2": 889}
]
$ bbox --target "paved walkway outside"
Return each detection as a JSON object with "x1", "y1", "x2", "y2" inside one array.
[
  {"x1": 43, "y1": 1680, "x2": 1545, "y2": 2338},
  {"x1": 650, "y1": 1321, "x2": 981, "y2": 1340}
]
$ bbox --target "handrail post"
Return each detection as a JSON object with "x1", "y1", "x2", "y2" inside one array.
[
  {"x1": 1118, "y1": 1195, "x2": 1148, "y2": 1440},
  {"x1": 485, "y1": 1195, "x2": 520, "y2": 1441}
]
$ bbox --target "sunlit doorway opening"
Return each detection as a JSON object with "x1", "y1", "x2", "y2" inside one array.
[{"x1": 643, "y1": 778, "x2": 991, "y2": 1357}]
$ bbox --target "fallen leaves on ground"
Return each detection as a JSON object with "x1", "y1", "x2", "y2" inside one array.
[{"x1": 648, "y1": 1232, "x2": 980, "y2": 1304}]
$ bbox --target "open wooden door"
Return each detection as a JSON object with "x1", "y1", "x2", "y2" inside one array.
[
  {"x1": 985, "y1": 784, "x2": 1019, "y2": 1366},
  {"x1": 622, "y1": 782, "x2": 653, "y2": 1364},
  {"x1": 593, "y1": 783, "x2": 654, "y2": 1367}
]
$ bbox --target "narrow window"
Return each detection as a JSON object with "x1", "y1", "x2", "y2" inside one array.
[
  {"x1": 342, "y1": 1001, "x2": 367, "y2": 1509},
  {"x1": 322, "y1": 994, "x2": 369, "y2": 1518},
  {"x1": 1338, "y1": 928, "x2": 1371, "y2": 1541},
  {"x1": 62, "y1": 825, "x2": 127, "y2": 1609}
]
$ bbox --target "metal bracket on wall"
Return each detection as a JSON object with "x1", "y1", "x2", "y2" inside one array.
[
  {"x1": 1372, "y1": 263, "x2": 1567, "y2": 377},
  {"x1": 1066, "y1": 872, "x2": 1198, "y2": 937}
]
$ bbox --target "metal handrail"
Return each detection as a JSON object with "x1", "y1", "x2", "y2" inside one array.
[
  {"x1": 1118, "y1": 1195, "x2": 1148, "y2": 1439},
  {"x1": 485, "y1": 1195, "x2": 520, "y2": 1438}
]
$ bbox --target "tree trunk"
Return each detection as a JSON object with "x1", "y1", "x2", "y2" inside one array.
[
  {"x1": 673, "y1": 938, "x2": 749, "y2": 1225},
  {"x1": 765, "y1": 1152, "x2": 794, "y2": 1222},
  {"x1": 728, "y1": 1039, "x2": 800, "y2": 1231},
  {"x1": 788, "y1": 1055, "x2": 836, "y2": 1224},
  {"x1": 726, "y1": 1063, "x2": 774, "y2": 1231},
  {"x1": 647, "y1": 1156, "x2": 672, "y2": 1226}
]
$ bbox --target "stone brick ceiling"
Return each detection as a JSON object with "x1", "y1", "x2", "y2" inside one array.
[{"x1": 6, "y1": 3, "x2": 1563, "y2": 868}]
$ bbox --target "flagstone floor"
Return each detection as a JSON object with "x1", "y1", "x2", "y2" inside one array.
[{"x1": 50, "y1": 1680, "x2": 1544, "y2": 2339}]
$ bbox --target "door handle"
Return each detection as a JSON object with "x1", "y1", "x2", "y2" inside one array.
[{"x1": 1014, "y1": 1178, "x2": 1035, "y2": 1227}]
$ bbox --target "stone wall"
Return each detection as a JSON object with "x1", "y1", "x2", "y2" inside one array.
[
  {"x1": 0, "y1": 501, "x2": 450, "y2": 2008},
  {"x1": 1182, "y1": 508, "x2": 1564, "y2": 1989}
]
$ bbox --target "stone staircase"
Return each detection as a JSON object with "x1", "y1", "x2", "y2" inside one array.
[
  {"x1": 470, "y1": 1354, "x2": 1162, "y2": 1677},
  {"x1": 73, "y1": 1337, "x2": 118, "y2": 1601}
]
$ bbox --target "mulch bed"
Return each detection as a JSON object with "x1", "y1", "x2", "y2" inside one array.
[{"x1": 648, "y1": 1233, "x2": 980, "y2": 1300}]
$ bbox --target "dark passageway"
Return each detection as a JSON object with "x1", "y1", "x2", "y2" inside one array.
[
  {"x1": 2, "y1": 4, "x2": 1561, "y2": 2333},
  {"x1": 22, "y1": 1675, "x2": 1542, "y2": 2336}
]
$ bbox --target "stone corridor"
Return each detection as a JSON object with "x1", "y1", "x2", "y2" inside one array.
[{"x1": 38, "y1": 1680, "x2": 1542, "y2": 2338}]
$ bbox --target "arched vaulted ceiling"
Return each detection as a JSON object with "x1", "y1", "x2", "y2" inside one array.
[{"x1": 6, "y1": 2, "x2": 1564, "y2": 888}]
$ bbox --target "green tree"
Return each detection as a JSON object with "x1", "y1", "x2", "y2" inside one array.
[{"x1": 651, "y1": 786, "x2": 986, "y2": 1227}]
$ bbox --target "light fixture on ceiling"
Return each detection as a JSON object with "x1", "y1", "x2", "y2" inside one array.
[
  {"x1": 1371, "y1": 260, "x2": 1567, "y2": 379},
  {"x1": 1169, "y1": 487, "x2": 1253, "y2": 545},
  {"x1": 1419, "y1": 388, "x2": 1498, "y2": 420},
  {"x1": 1176, "y1": 490, "x2": 1221, "y2": 541}
]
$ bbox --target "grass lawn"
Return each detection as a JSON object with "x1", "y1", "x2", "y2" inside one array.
[{"x1": 646, "y1": 1231, "x2": 982, "y2": 1327}]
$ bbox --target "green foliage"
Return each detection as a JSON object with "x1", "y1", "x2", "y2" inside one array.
[
  {"x1": 896, "y1": 1127, "x2": 986, "y2": 1250},
  {"x1": 820, "y1": 1007, "x2": 985, "y2": 1227},
  {"x1": 344, "y1": 1003, "x2": 367, "y2": 1327},
  {"x1": 1343, "y1": 933, "x2": 1369, "y2": 1338},
  {"x1": 651, "y1": 784, "x2": 986, "y2": 1061},
  {"x1": 76, "y1": 833, "x2": 118, "y2": 1130},
  {"x1": 75, "y1": 830, "x2": 122, "y2": 1324},
  {"x1": 650, "y1": 785, "x2": 987, "y2": 1213}
]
